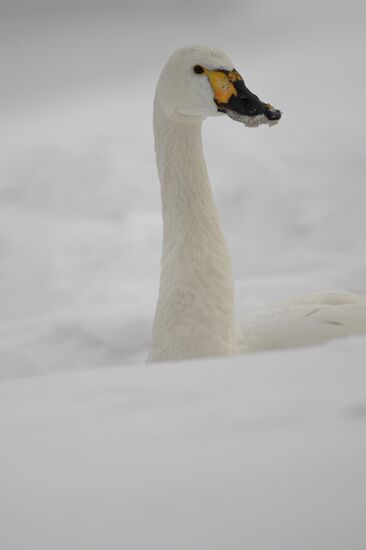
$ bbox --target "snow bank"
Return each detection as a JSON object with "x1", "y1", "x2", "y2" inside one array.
[{"x1": 1, "y1": 340, "x2": 366, "y2": 549}]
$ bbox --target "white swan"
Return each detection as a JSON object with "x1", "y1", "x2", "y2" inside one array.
[{"x1": 148, "y1": 45, "x2": 366, "y2": 362}]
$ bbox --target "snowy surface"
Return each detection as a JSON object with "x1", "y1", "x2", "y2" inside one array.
[{"x1": 1, "y1": 340, "x2": 366, "y2": 550}]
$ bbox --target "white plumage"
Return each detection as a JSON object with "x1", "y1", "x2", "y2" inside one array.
[{"x1": 148, "y1": 46, "x2": 366, "y2": 362}]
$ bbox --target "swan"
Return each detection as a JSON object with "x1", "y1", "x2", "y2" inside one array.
[{"x1": 148, "y1": 45, "x2": 366, "y2": 362}]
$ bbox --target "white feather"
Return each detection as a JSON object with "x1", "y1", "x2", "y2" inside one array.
[{"x1": 148, "y1": 46, "x2": 366, "y2": 362}]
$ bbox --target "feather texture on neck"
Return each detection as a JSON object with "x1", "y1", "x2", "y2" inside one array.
[{"x1": 148, "y1": 96, "x2": 235, "y2": 362}]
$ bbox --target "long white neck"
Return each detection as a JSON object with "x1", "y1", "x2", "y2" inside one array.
[{"x1": 148, "y1": 96, "x2": 235, "y2": 362}]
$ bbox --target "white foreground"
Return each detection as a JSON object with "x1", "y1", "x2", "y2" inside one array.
[{"x1": 1, "y1": 339, "x2": 366, "y2": 550}]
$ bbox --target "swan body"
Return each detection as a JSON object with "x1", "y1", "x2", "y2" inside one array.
[
  {"x1": 238, "y1": 291, "x2": 366, "y2": 352},
  {"x1": 148, "y1": 46, "x2": 366, "y2": 362}
]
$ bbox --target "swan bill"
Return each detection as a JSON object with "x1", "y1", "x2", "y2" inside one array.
[
  {"x1": 204, "y1": 67, "x2": 281, "y2": 127},
  {"x1": 225, "y1": 109, "x2": 281, "y2": 128}
]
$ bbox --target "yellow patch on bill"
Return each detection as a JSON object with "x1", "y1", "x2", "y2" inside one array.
[
  {"x1": 227, "y1": 70, "x2": 243, "y2": 82},
  {"x1": 204, "y1": 69, "x2": 238, "y2": 104}
]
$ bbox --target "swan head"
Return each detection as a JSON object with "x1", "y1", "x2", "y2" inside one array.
[{"x1": 156, "y1": 45, "x2": 281, "y2": 127}]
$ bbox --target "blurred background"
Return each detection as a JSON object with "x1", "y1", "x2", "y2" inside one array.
[{"x1": 1, "y1": 0, "x2": 365, "y2": 378}]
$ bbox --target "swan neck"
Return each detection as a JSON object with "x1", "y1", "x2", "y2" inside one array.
[{"x1": 149, "y1": 97, "x2": 235, "y2": 362}]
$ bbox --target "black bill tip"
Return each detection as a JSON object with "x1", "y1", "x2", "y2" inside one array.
[{"x1": 264, "y1": 105, "x2": 282, "y2": 121}]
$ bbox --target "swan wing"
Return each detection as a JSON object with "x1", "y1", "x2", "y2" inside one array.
[{"x1": 238, "y1": 291, "x2": 366, "y2": 352}]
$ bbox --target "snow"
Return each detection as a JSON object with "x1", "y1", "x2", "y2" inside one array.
[
  {"x1": 1, "y1": 1, "x2": 366, "y2": 547},
  {"x1": 1, "y1": 341, "x2": 366, "y2": 550}
]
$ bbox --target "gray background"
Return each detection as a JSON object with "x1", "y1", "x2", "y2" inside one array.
[{"x1": 1, "y1": 0, "x2": 365, "y2": 377}]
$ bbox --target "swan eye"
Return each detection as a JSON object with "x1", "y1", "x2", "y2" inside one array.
[{"x1": 193, "y1": 65, "x2": 204, "y2": 75}]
